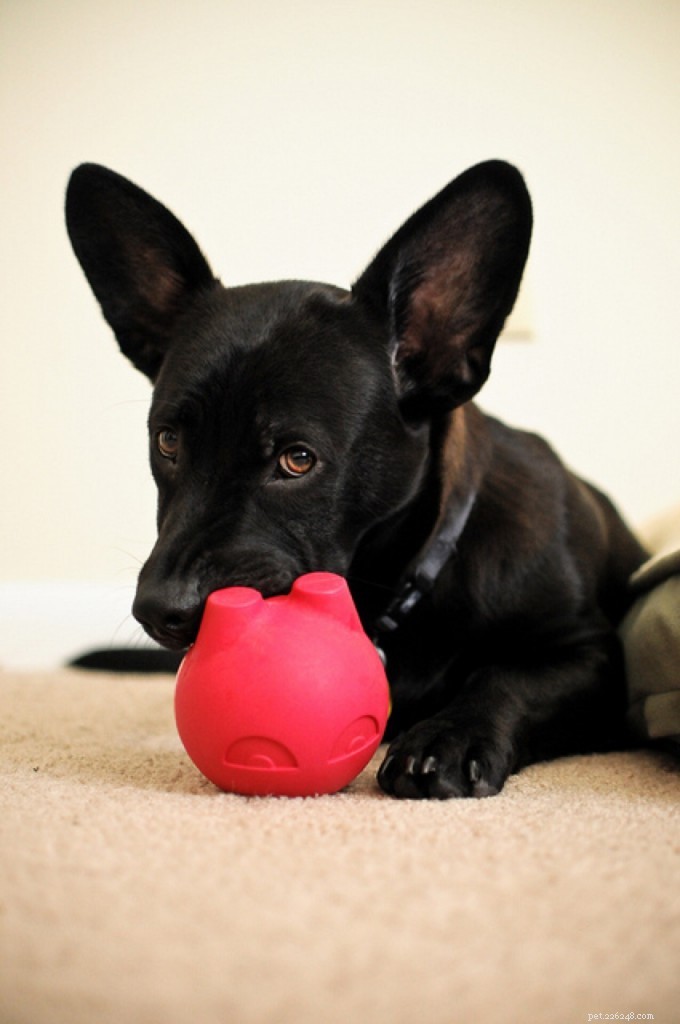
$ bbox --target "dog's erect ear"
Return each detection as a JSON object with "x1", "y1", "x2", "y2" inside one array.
[
  {"x1": 353, "y1": 160, "x2": 532, "y2": 418},
  {"x1": 66, "y1": 164, "x2": 215, "y2": 379}
]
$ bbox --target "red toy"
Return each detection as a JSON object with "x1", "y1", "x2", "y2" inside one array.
[{"x1": 174, "y1": 572, "x2": 390, "y2": 797}]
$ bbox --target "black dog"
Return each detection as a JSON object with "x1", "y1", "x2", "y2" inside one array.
[{"x1": 66, "y1": 160, "x2": 647, "y2": 798}]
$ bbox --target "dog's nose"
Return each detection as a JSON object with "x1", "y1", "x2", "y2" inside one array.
[{"x1": 133, "y1": 584, "x2": 203, "y2": 650}]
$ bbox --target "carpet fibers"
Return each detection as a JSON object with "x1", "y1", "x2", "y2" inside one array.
[{"x1": 1, "y1": 670, "x2": 678, "y2": 1024}]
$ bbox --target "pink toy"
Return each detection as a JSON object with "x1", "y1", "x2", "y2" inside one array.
[{"x1": 174, "y1": 572, "x2": 390, "y2": 797}]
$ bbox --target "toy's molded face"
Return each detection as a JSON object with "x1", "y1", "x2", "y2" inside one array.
[
  {"x1": 329, "y1": 716, "x2": 381, "y2": 763},
  {"x1": 224, "y1": 715, "x2": 381, "y2": 775},
  {"x1": 225, "y1": 737, "x2": 298, "y2": 771}
]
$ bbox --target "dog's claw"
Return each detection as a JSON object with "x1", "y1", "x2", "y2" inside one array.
[
  {"x1": 378, "y1": 722, "x2": 513, "y2": 799},
  {"x1": 466, "y1": 757, "x2": 500, "y2": 798},
  {"x1": 377, "y1": 754, "x2": 395, "y2": 782}
]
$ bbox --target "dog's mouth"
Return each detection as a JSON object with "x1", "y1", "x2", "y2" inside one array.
[
  {"x1": 132, "y1": 580, "x2": 204, "y2": 652},
  {"x1": 149, "y1": 627, "x2": 196, "y2": 652},
  {"x1": 133, "y1": 563, "x2": 337, "y2": 652},
  {"x1": 135, "y1": 611, "x2": 201, "y2": 653}
]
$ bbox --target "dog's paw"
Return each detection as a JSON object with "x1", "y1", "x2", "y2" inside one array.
[{"x1": 377, "y1": 720, "x2": 514, "y2": 800}]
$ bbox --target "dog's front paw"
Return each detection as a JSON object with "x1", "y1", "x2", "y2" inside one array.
[{"x1": 377, "y1": 720, "x2": 514, "y2": 800}]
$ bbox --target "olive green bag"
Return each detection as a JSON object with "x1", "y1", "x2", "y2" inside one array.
[{"x1": 621, "y1": 548, "x2": 680, "y2": 748}]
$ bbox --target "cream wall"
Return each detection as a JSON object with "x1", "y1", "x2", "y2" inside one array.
[{"x1": 2, "y1": 0, "x2": 679, "y2": 601}]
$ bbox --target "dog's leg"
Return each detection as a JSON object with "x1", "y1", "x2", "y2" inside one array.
[{"x1": 377, "y1": 635, "x2": 626, "y2": 799}]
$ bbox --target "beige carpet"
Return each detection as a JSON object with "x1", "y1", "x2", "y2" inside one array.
[{"x1": 1, "y1": 670, "x2": 678, "y2": 1024}]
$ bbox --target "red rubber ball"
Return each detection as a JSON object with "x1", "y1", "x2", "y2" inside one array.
[{"x1": 175, "y1": 572, "x2": 390, "y2": 797}]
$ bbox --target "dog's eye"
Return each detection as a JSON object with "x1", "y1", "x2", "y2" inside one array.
[
  {"x1": 278, "y1": 446, "x2": 317, "y2": 479},
  {"x1": 156, "y1": 429, "x2": 179, "y2": 461}
]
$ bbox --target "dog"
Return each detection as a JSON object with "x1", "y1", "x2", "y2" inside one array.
[{"x1": 65, "y1": 159, "x2": 647, "y2": 799}]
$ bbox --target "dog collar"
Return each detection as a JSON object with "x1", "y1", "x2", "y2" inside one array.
[{"x1": 372, "y1": 489, "x2": 477, "y2": 664}]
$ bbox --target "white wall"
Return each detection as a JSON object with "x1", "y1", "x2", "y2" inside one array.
[{"x1": 1, "y1": 0, "x2": 678, "y2": 649}]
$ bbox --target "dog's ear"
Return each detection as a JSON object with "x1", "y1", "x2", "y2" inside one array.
[
  {"x1": 66, "y1": 164, "x2": 215, "y2": 379},
  {"x1": 353, "y1": 160, "x2": 532, "y2": 418}
]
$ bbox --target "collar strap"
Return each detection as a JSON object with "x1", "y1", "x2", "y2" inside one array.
[{"x1": 373, "y1": 489, "x2": 477, "y2": 650}]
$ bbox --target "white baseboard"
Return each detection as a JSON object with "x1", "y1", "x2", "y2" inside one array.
[{"x1": 0, "y1": 582, "x2": 156, "y2": 670}]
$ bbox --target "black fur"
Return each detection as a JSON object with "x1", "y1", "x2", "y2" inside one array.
[{"x1": 66, "y1": 160, "x2": 647, "y2": 798}]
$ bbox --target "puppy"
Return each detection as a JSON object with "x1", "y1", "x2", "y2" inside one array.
[{"x1": 66, "y1": 160, "x2": 647, "y2": 798}]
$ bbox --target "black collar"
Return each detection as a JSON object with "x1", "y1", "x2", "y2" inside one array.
[{"x1": 372, "y1": 489, "x2": 477, "y2": 663}]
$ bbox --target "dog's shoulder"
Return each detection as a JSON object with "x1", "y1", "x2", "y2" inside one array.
[{"x1": 451, "y1": 405, "x2": 644, "y2": 624}]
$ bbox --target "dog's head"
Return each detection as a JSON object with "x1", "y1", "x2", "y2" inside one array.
[{"x1": 66, "y1": 161, "x2": 531, "y2": 648}]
